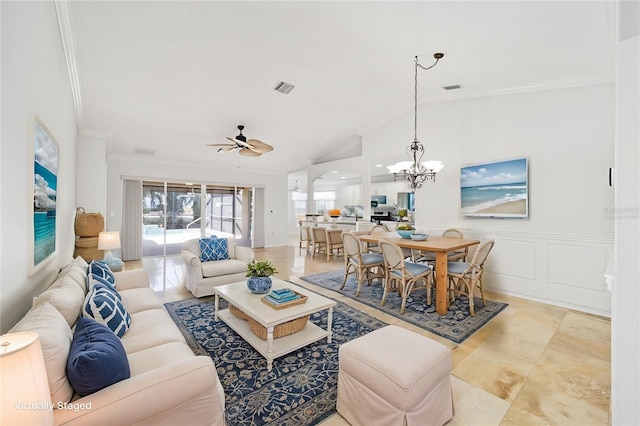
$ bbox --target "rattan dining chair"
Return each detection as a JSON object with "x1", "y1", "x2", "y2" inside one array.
[
  {"x1": 378, "y1": 239, "x2": 434, "y2": 314},
  {"x1": 299, "y1": 225, "x2": 311, "y2": 255},
  {"x1": 310, "y1": 227, "x2": 328, "y2": 259},
  {"x1": 415, "y1": 228, "x2": 468, "y2": 263},
  {"x1": 447, "y1": 239, "x2": 495, "y2": 316},
  {"x1": 366, "y1": 224, "x2": 390, "y2": 254},
  {"x1": 339, "y1": 232, "x2": 385, "y2": 296}
]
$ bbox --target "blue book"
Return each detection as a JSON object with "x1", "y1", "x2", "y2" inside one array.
[
  {"x1": 265, "y1": 294, "x2": 299, "y2": 304},
  {"x1": 270, "y1": 289, "x2": 296, "y2": 300}
]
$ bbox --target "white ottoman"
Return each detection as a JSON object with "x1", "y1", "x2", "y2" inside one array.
[{"x1": 337, "y1": 325, "x2": 453, "y2": 426}]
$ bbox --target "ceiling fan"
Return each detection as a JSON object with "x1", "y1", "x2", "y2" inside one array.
[
  {"x1": 207, "y1": 125, "x2": 273, "y2": 157},
  {"x1": 289, "y1": 180, "x2": 301, "y2": 192}
]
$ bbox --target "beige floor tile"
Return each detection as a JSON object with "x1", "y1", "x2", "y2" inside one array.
[
  {"x1": 511, "y1": 378, "x2": 609, "y2": 425},
  {"x1": 500, "y1": 405, "x2": 551, "y2": 426},
  {"x1": 453, "y1": 354, "x2": 527, "y2": 402},
  {"x1": 450, "y1": 376, "x2": 511, "y2": 426}
]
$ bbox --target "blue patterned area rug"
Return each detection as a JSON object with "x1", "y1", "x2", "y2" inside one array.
[
  {"x1": 164, "y1": 297, "x2": 386, "y2": 426},
  {"x1": 300, "y1": 269, "x2": 508, "y2": 344}
]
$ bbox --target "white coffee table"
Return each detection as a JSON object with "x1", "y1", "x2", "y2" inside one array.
[{"x1": 213, "y1": 279, "x2": 337, "y2": 371}]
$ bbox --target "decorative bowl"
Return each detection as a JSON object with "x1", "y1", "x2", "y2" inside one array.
[
  {"x1": 396, "y1": 229, "x2": 416, "y2": 239},
  {"x1": 410, "y1": 233, "x2": 428, "y2": 241},
  {"x1": 247, "y1": 276, "x2": 273, "y2": 294}
]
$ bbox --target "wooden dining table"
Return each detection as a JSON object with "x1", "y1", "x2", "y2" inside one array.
[{"x1": 359, "y1": 232, "x2": 480, "y2": 315}]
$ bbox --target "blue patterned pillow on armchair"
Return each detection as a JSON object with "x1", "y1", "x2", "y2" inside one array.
[{"x1": 199, "y1": 237, "x2": 229, "y2": 261}]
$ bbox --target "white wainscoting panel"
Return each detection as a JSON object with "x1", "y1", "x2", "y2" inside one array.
[
  {"x1": 548, "y1": 243, "x2": 610, "y2": 291},
  {"x1": 442, "y1": 228, "x2": 613, "y2": 317}
]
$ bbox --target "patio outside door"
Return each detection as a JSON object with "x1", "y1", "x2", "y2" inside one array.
[{"x1": 142, "y1": 182, "x2": 252, "y2": 257}]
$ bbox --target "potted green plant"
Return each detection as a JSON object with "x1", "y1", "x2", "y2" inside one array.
[{"x1": 246, "y1": 260, "x2": 278, "y2": 294}]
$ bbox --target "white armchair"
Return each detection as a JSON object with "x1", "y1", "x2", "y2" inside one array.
[{"x1": 181, "y1": 236, "x2": 254, "y2": 297}]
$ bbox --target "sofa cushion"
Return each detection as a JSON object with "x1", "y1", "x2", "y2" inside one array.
[
  {"x1": 120, "y1": 309, "x2": 186, "y2": 354},
  {"x1": 67, "y1": 317, "x2": 130, "y2": 397},
  {"x1": 83, "y1": 286, "x2": 131, "y2": 337},
  {"x1": 9, "y1": 302, "x2": 73, "y2": 406},
  {"x1": 58, "y1": 260, "x2": 88, "y2": 294},
  {"x1": 32, "y1": 275, "x2": 85, "y2": 327},
  {"x1": 201, "y1": 258, "x2": 248, "y2": 278},
  {"x1": 127, "y1": 341, "x2": 196, "y2": 376},
  {"x1": 89, "y1": 260, "x2": 116, "y2": 285},
  {"x1": 199, "y1": 237, "x2": 229, "y2": 261},
  {"x1": 119, "y1": 288, "x2": 162, "y2": 314}
]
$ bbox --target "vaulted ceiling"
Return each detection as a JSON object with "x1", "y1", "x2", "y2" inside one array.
[{"x1": 68, "y1": 1, "x2": 616, "y2": 178}]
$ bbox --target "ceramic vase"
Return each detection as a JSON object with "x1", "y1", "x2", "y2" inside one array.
[{"x1": 247, "y1": 276, "x2": 272, "y2": 294}]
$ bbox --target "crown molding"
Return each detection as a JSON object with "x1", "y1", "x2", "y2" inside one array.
[{"x1": 54, "y1": 0, "x2": 83, "y2": 133}]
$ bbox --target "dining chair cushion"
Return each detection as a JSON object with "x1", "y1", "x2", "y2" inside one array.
[
  {"x1": 446, "y1": 261, "x2": 470, "y2": 274},
  {"x1": 354, "y1": 253, "x2": 384, "y2": 266},
  {"x1": 390, "y1": 262, "x2": 431, "y2": 278}
]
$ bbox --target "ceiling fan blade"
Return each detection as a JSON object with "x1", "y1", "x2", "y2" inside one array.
[
  {"x1": 218, "y1": 146, "x2": 236, "y2": 153},
  {"x1": 207, "y1": 143, "x2": 234, "y2": 147},
  {"x1": 239, "y1": 148, "x2": 261, "y2": 157},
  {"x1": 227, "y1": 136, "x2": 251, "y2": 148},
  {"x1": 246, "y1": 139, "x2": 273, "y2": 153}
]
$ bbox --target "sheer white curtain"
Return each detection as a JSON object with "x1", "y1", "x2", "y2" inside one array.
[
  {"x1": 122, "y1": 180, "x2": 143, "y2": 261},
  {"x1": 253, "y1": 187, "x2": 265, "y2": 248}
]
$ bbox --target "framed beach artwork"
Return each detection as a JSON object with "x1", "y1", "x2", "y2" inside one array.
[
  {"x1": 460, "y1": 157, "x2": 529, "y2": 218},
  {"x1": 33, "y1": 119, "x2": 59, "y2": 267}
]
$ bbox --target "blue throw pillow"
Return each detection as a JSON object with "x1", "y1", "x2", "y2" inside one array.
[
  {"x1": 199, "y1": 237, "x2": 229, "y2": 261},
  {"x1": 67, "y1": 317, "x2": 130, "y2": 397},
  {"x1": 89, "y1": 260, "x2": 116, "y2": 285},
  {"x1": 83, "y1": 286, "x2": 131, "y2": 337},
  {"x1": 86, "y1": 273, "x2": 119, "y2": 297}
]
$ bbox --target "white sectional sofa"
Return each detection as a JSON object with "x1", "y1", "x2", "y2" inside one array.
[
  {"x1": 181, "y1": 236, "x2": 254, "y2": 297},
  {"x1": 8, "y1": 257, "x2": 225, "y2": 426}
]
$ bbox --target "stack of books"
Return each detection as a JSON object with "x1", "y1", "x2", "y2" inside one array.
[{"x1": 264, "y1": 288, "x2": 301, "y2": 306}]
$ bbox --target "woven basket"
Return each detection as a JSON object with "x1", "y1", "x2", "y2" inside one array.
[
  {"x1": 73, "y1": 246, "x2": 104, "y2": 262},
  {"x1": 74, "y1": 207, "x2": 104, "y2": 237},
  {"x1": 248, "y1": 315, "x2": 309, "y2": 340},
  {"x1": 75, "y1": 236, "x2": 99, "y2": 248},
  {"x1": 229, "y1": 304, "x2": 250, "y2": 321}
]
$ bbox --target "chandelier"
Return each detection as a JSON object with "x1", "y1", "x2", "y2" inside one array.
[{"x1": 387, "y1": 53, "x2": 444, "y2": 190}]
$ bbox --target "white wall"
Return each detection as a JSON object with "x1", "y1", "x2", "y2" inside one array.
[
  {"x1": 363, "y1": 84, "x2": 615, "y2": 315},
  {"x1": 105, "y1": 157, "x2": 288, "y2": 249},
  {"x1": 1, "y1": 1, "x2": 79, "y2": 332}
]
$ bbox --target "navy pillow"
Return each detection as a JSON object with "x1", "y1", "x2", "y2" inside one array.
[
  {"x1": 67, "y1": 317, "x2": 130, "y2": 397},
  {"x1": 199, "y1": 237, "x2": 229, "y2": 261},
  {"x1": 89, "y1": 260, "x2": 116, "y2": 285}
]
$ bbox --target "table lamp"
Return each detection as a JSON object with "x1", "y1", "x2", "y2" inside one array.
[
  {"x1": 98, "y1": 231, "x2": 124, "y2": 271},
  {"x1": 1, "y1": 332, "x2": 53, "y2": 425}
]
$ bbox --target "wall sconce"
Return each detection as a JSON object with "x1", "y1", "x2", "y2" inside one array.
[{"x1": 1, "y1": 332, "x2": 53, "y2": 425}]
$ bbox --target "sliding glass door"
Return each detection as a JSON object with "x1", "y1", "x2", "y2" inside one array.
[{"x1": 142, "y1": 182, "x2": 252, "y2": 257}]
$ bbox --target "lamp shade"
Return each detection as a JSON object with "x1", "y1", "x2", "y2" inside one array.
[
  {"x1": 98, "y1": 231, "x2": 121, "y2": 251},
  {"x1": 1, "y1": 332, "x2": 53, "y2": 425}
]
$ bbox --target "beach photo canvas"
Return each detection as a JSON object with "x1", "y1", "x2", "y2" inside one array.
[
  {"x1": 460, "y1": 157, "x2": 528, "y2": 218},
  {"x1": 33, "y1": 120, "x2": 58, "y2": 266}
]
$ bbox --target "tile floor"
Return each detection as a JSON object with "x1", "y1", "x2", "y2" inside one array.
[{"x1": 126, "y1": 237, "x2": 611, "y2": 426}]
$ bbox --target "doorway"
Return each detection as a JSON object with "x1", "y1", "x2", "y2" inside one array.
[{"x1": 142, "y1": 181, "x2": 252, "y2": 257}]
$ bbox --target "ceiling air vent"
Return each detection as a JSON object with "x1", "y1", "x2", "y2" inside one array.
[
  {"x1": 442, "y1": 84, "x2": 463, "y2": 91},
  {"x1": 134, "y1": 147, "x2": 156, "y2": 156},
  {"x1": 273, "y1": 81, "x2": 295, "y2": 94}
]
